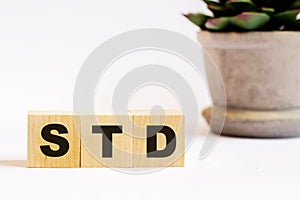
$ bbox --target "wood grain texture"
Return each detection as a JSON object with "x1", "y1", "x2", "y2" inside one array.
[
  {"x1": 130, "y1": 111, "x2": 185, "y2": 167},
  {"x1": 27, "y1": 112, "x2": 80, "y2": 168},
  {"x1": 80, "y1": 115, "x2": 133, "y2": 168}
]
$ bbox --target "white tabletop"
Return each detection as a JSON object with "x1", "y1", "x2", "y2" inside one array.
[{"x1": 1, "y1": 123, "x2": 300, "y2": 200}]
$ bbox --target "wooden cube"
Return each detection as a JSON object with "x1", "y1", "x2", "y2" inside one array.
[
  {"x1": 130, "y1": 111, "x2": 185, "y2": 167},
  {"x1": 80, "y1": 115, "x2": 133, "y2": 168},
  {"x1": 27, "y1": 111, "x2": 80, "y2": 168}
]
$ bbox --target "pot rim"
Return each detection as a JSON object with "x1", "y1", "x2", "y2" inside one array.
[
  {"x1": 198, "y1": 30, "x2": 300, "y2": 34},
  {"x1": 198, "y1": 30, "x2": 300, "y2": 48}
]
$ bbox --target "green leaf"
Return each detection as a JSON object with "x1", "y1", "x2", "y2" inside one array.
[
  {"x1": 260, "y1": 7, "x2": 275, "y2": 16},
  {"x1": 203, "y1": 0, "x2": 232, "y2": 17},
  {"x1": 225, "y1": 0, "x2": 257, "y2": 12},
  {"x1": 290, "y1": 0, "x2": 300, "y2": 9},
  {"x1": 274, "y1": 9, "x2": 300, "y2": 28},
  {"x1": 230, "y1": 12, "x2": 270, "y2": 30},
  {"x1": 203, "y1": 0, "x2": 220, "y2": 6},
  {"x1": 205, "y1": 17, "x2": 230, "y2": 30},
  {"x1": 183, "y1": 13, "x2": 208, "y2": 27},
  {"x1": 207, "y1": 3, "x2": 232, "y2": 17}
]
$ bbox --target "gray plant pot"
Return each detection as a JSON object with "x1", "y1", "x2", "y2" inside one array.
[{"x1": 199, "y1": 31, "x2": 300, "y2": 137}]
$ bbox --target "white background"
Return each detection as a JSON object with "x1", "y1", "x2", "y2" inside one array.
[{"x1": 1, "y1": 0, "x2": 300, "y2": 199}]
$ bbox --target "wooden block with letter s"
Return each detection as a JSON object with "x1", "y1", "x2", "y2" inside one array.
[{"x1": 27, "y1": 111, "x2": 81, "y2": 168}]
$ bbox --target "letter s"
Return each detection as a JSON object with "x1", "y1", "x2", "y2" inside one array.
[{"x1": 40, "y1": 124, "x2": 70, "y2": 157}]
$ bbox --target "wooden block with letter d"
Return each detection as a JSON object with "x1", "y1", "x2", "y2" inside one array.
[
  {"x1": 130, "y1": 111, "x2": 185, "y2": 167},
  {"x1": 80, "y1": 115, "x2": 133, "y2": 168},
  {"x1": 27, "y1": 111, "x2": 81, "y2": 168}
]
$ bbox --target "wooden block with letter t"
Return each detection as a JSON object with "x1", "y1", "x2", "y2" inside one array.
[
  {"x1": 27, "y1": 111, "x2": 81, "y2": 168},
  {"x1": 130, "y1": 111, "x2": 185, "y2": 167},
  {"x1": 80, "y1": 115, "x2": 133, "y2": 168}
]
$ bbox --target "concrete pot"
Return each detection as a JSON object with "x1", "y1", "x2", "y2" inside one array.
[{"x1": 199, "y1": 31, "x2": 300, "y2": 137}]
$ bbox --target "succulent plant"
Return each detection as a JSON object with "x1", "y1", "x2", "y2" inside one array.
[{"x1": 184, "y1": 0, "x2": 300, "y2": 31}]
